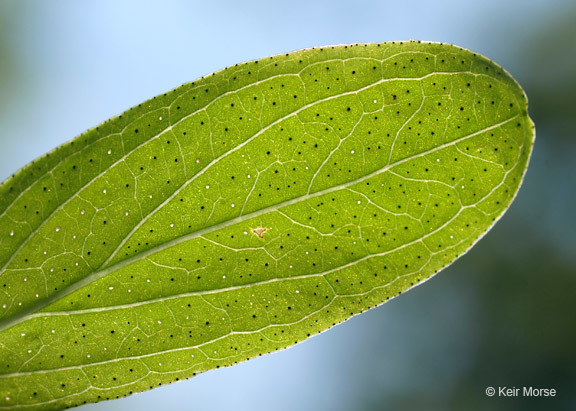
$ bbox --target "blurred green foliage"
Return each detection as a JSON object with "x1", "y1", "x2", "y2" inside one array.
[{"x1": 522, "y1": 6, "x2": 576, "y2": 136}]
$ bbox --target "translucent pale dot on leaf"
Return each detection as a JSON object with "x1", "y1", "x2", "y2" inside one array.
[
  {"x1": 357, "y1": 200, "x2": 361, "y2": 204},
  {"x1": 195, "y1": 159, "x2": 200, "y2": 164},
  {"x1": 80, "y1": 209, "x2": 85, "y2": 215},
  {"x1": 72, "y1": 235, "x2": 76, "y2": 239},
  {"x1": 103, "y1": 189, "x2": 107, "y2": 194},
  {"x1": 50, "y1": 268, "x2": 54, "y2": 272},
  {"x1": 35, "y1": 294, "x2": 39, "y2": 298},
  {"x1": 28, "y1": 349, "x2": 32, "y2": 353},
  {"x1": 55, "y1": 227, "x2": 60, "y2": 232},
  {"x1": 247, "y1": 174, "x2": 251, "y2": 178},
  {"x1": 296, "y1": 290, "x2": 300, "y2": 294},
  {"x1": 125, "y1": 211, "x2": 129, "y2": 216},
  {"x1": 231, "y1": 203, "x2": 235, "y2": 207},
  {"x1": 170, "y1": 223, "x2": 174, "y2": 228},
  {"x1": 243, "y1": 231, "x2": 248, "y2": 235},
  {"x1": 87, "y1": 354, "x2": 91, "y2": 358},
  {"x1": 107, "y1": 149, "x2": 112, "y2": 155},
  {"x1": 1, "y1": 304, "x2": 5, "y2": 309},
  {"x1": 18, "y1": 302, "x2": 22, "y2": 306},
  {"x1": 51, "y1": 329, "x2": 55, "y2": 333},
  {"x1": 159, "y1": 116, "x2": 163, "y2": 120},
  {"x1": 205, "y1": 185, "x2": 210, "y2": 189},
  {"x1": 9, "y1": 230, "x2": 14, "y2": 236},
  {"x1": 373, "y1": 99, "x2": 377, "y2": 103},
  {"x1": 108, "y1": 286, "x2": 114, "y2": 290},
  {"x1": 43, "y1": 250, "x2": 47, "y2": 255},
  {"x1": 158, "y1": 321, "x2": 162, "y2": 324},
  {"x1": 437, "y1": 158, "x2": 440, "y2": 162},
  {"x1": 222, "y1": 275, "x2": 226, "y2": 279},
  {"x1": 351, "y1": 150, "x2": 355, "y2": 154},
  {"x1": 21, "y1": 333, "x2": 25, "y2": 337}
]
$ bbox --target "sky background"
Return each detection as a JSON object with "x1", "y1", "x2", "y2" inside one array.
[{"x1": 0, "y1": 1, "x2": 575, "y2": 410}]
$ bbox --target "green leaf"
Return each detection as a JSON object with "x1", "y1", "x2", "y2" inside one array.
[{"x1": 0, "y1": 41, "x2": 534, "y2": 410}]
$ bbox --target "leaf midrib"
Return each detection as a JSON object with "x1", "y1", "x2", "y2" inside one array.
[
  {"x1": 101, "y1": 70, "x2": 502, "y2": 268},
  {"x1": 0, "y1": 144, "x2": 524, "y2": 381},
  {"x1": 0, "y1": 114, "x2": 518, "y2": 334}
]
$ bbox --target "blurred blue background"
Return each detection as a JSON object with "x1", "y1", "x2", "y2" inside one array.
[{"x1": 0, "y1": 1, "x2": 574, "y2": 410}]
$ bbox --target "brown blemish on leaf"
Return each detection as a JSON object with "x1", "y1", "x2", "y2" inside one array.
[{"x1": 251, "y1": 227, "x2": 269, "y2": 239}]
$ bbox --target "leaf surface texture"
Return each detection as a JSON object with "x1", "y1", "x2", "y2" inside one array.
[{"x1": 0, "y1": 42, "x2": 534, "y2": 410}]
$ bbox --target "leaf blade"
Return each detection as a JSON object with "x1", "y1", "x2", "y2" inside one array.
[{"x1": 0, "y1": 42, "x2": 534, "y2": 410}]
